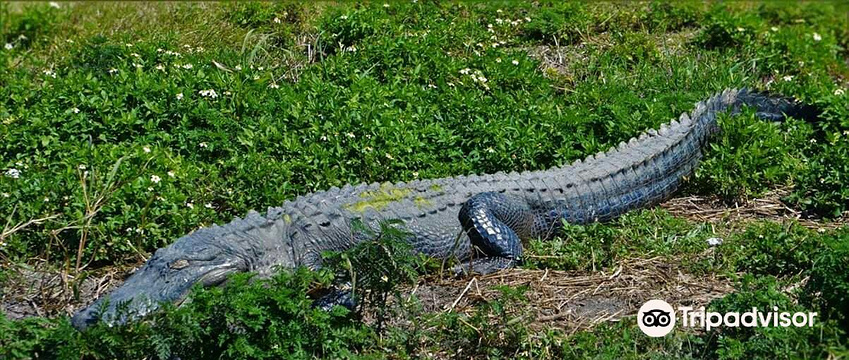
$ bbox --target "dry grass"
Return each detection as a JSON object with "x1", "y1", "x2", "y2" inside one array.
[
  {"x1": 398, "y1": 256, "x2": 732, "y2": 334},
  {"x1": 661, "y1": 188, "x2": 849, "y2": 231}
]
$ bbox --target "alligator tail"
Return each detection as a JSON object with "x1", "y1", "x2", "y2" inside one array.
[
  {"x1": 736, "y1": 88, "x2": 821, "y2": 122},
  {"x1": 555, "y1": 88, "x2": 820, "y2": 224}
]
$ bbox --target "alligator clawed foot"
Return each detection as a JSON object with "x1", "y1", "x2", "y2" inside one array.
[
  {"x1": 452, "y1": 257, "x2": 518, "y2": 277},
  {"x1": 313, "y1": 288, "x2": 357, "y2": 311}
]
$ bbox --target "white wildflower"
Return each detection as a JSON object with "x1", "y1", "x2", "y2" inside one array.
[
  {"x1": 771, "y1": 26, "x2": 779, "y2": 32},
  {"x1": 78, "y1": 164, "x2": 86, "y2": 170},
  {"x1": 43, "y1": 69, "x2": 56, "y2": 78},
  {"x1": 108, "y1": 68, "x2": 118, "y2": 74},
  {"x1": 155, "y1": 64, "x2": 165, "y2": 71},
  {"x1": 66, "y1": 39, "x2": 74, "y2": 43},
  {"x1": 72, "y1": 107, "x2": 80, "y2": 114},
  {"x1": 199, "y1": 89, "x2": 218, "y2": 98},
  {"x1": 459, "y1": 68, "x2": 471, "y2": 75},
  {"x1": 125, "y1": 43, "x2": 133, "y2": 47},
  {"x1": 257, "y1": 66, "x2": 264, "y2": 71},
  {"x1": 818, "y1": 227, "x2": 827, "y2": 233},
  {"x1": 485, "y1": 147, "x2": 496, "y2": 153},
  {"x1": 151, "y1": 175, "x2": 161, "y2": 183},
  {"x1": 346, "y1": 132, "x2": 355, "y2": 138},
  {"x1": 223, "y1": 91, "x2": 231, "y2": 96},
  {"x1": 186, "y1": 202, "x2": 194, "y2": 209},
  {"x1": 496, "y1": 57, "x2": 502, "y2": 63},
  {"x1": 412, "y1": 171, "x2": 419, "y2": 178},
  {"x1": 340, "y1": 15, "x2": 348, "y2": 20},
  {"x1": 269, "y1": 83, "x2": 280, "y2": 89},
  {"x1": 143, "y1": 146, "x2": 151, "y2": 153},
  {"x1": 428, "y1": 83, "x2": 437, "y2": 89},
  {"x1": 205, "y1": 203, "x2": 214, "y2": 209},
  {"x1": 835, "y1": 88, "x2": 845, "y2": 96},
  {"x1": 167, "y1": 170, "x2": 175, "y2": 177},
  {"x1": 736, "y1": 27, "x2": 745, "y2": 32},
  {"x1": 5, "y1": 168, "x2": 21, "y2": 179},
  {"x1": 496, "y1": 18, "x2": 504, "y2": 24},
  {"x1": 2, "y1": 193, "x2": 9, "y2": 198},
  {"x1": 133, "y1": 63, "x2": 143, "y2": 69},
  {"x1": 182, "y1": 63, "x2": 193, "y2": 69},
  {"x1": 49, "y1": 2, "x2": 60, "y2": 8},
  {"x1": 525, "y1": 17, "x2": 531, "y2": 22},
  {"x1": 253, "y1": 75, "x2": 260, "y2": 80},
  {"x1": 512, "y1": 59, "x2": 519, "y2": 65},
  {"x1": 176, "y1": 93, "x2": 183, "y2": 100},
  {"x1": 385, "y1": 153, "x2": 394, "y2": 160},
  {"x1": 157, "y1": 48, "x2": 164, "y2": 52},
  {"x1": 4, "y1": 43, "x2": 12, "y2": 50},
  {"x1": 273, "y1": 17, "x2": 281, "y2": 24},
  {"x1": 364, "y1": 146, "x2": 373, "y2": 152},
  {"x1": 783, "y1": 75, "x2": 793, "y2": 82},
  {"x1": 43, "y1": 197, "x2": 49, "y2": 202},
  {"x1": 131, "y1": 53, "x2": 140, "y2": 58},
  {"x1": 199, "y1": 142, "x2": 208, "y2": 148},
  {"x1": 147, "y1": 187, "x2": 154, "y2": 192},
  {"x1": 235, "y1": 65, "x2": 242, "y2": 71},
  {"x1": 383, "y1": 3, "x2": 389, "y2": 7},
  {"x1": 706, "y1": 237, "x2": 723, "y2": 247},
  {"x1": 496, "y1": 9, "x2": 503, "y2": 13},
  {"x1": 813, "y1": 33, "x2": 822, "y2": 42}
]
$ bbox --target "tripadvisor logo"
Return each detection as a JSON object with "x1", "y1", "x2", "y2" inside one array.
[{"x1": 637, "y1": 299, "x2": 818, "y2": 337}]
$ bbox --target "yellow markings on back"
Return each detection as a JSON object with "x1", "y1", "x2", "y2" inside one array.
[
  {"x1": 344, "y1": 184, "x2": 413, "y2": 213},
  {"x1": 414, "y1": 196, "x2": 433, "y2": 208}
]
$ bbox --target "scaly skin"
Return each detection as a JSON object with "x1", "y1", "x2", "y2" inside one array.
[{"x1": 71, "y1": 88, "x2": 819, "y2": 329}]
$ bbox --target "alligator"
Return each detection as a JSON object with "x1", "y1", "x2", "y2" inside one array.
[{"x1": 71, "y1": 88, "x2": 819, "y2": 329}]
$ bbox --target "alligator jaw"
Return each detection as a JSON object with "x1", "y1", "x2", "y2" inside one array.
[{"x1": 71, "y1": 241, "x2": 247, "y2": 330}]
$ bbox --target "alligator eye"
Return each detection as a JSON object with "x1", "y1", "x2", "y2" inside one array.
[{"x1": 169, "y1": 259, "x2": 190, "y2": 270}]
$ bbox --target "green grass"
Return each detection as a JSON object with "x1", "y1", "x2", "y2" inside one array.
[{"x1": 2, "y1": 1, "x2": 849, "y2": 359}]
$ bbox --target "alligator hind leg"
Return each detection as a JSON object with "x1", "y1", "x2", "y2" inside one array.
[{"x1": 456, "y1": 192, "x2": 535, "y2": 275}]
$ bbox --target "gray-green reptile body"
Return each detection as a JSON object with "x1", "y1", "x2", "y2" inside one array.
[{"x1": 72, "y1": 88, "x2": 818, "y2": 329}]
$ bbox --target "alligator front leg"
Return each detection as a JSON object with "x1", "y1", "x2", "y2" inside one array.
[{"x1": 456, "y1": 192, "x2": 536, "y2": 275}]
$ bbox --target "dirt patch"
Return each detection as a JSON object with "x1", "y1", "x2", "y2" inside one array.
[
  {"x1": 661, "y1": 188, "x2": 849, "y2": 231},
  {"x1": 395, "y1": 257, "x2": 731, "y2": 334},
  {"x1": 0, "y1": 262, "x2": 135, "y2": 320}
]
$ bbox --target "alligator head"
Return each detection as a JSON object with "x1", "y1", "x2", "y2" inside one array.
[{"x1": 71, "y1": 231, "x2": 250, "y2": 330}]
